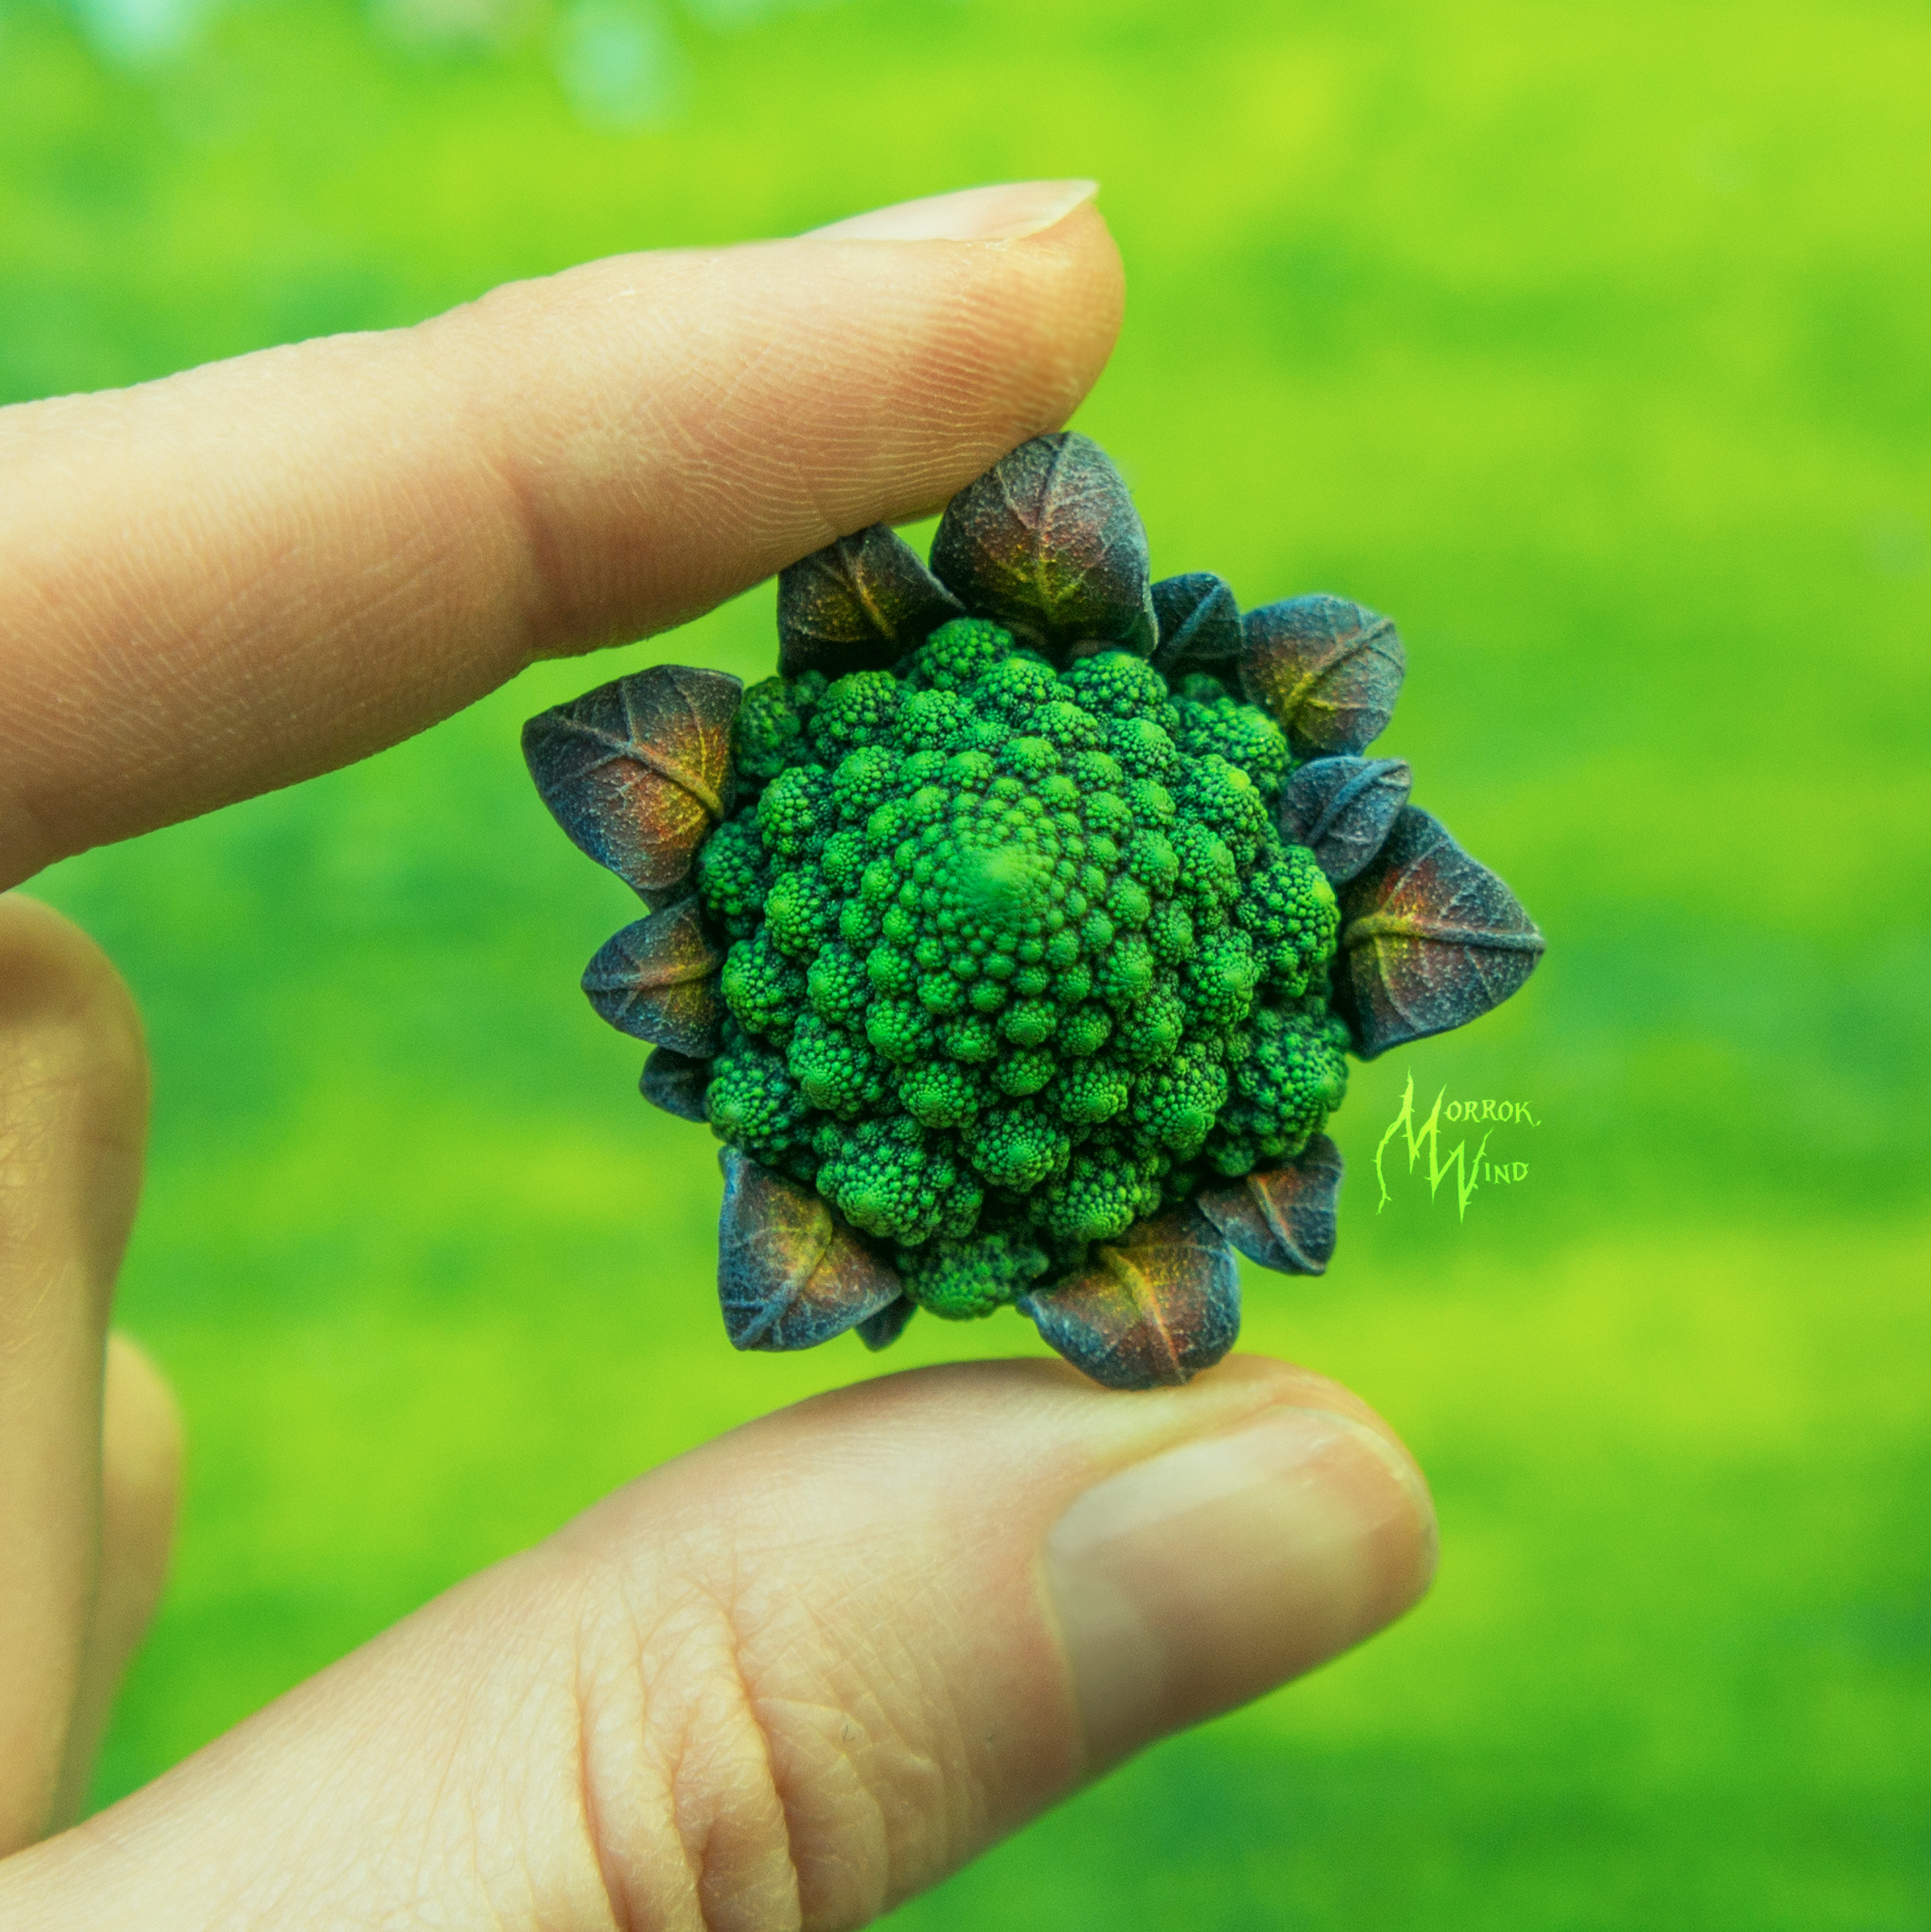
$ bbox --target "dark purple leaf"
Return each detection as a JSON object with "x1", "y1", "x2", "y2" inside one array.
[
  {"x1": 1277, "y1": 756, "x2": 1413, "y2": 884},
  {"x1": 777, "y1": 524, "x2": 966, "y2": 678},
  {"x1": 1150, "y1": 573, "x2": 1242, "y2": 675},
  {"x1": 717, "y1": 1150, "x2": 904, "y2": 1351},
  {"x1": 1196, "y1": 1136, "x2": 1344, "y2": 1275},
  {"x1": 1240, "y1": 596, "x2": 1405, "y2": 759},
  {"x1": 1334, "y1": 808, "x2": 1546, "y2": 1058},
  {"x1": 639, "y1": 1045, "x2": 711, "y2": 1122},
  {"x1": 1018, "y1": 1205, "x2": 1240, "y2": 1389},
  {"x1": 929, "y1": 433, "x2": 1156, "y2": 659},
  {"x1": 583, "y1": 898, "x2": 725, "y2": 1057},
  {"x1": 856, "y1": 1296, "x2": 918, "y2": 1352},
  {"x1": 523, "y1": 665, "x2": 740, "y2": 895}
]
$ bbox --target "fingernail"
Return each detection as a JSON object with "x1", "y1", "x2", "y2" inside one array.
[
  {"x1": 1043, "y1": 1406, "x2": 1438, "y2": 1767},
  {"x1": 804, "y1": 179, "x2": 1100, "y2": 244}
]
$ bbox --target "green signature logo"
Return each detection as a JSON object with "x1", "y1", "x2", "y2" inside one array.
[{"x1": 1374, "y1": 1073, "x2": 1541, "y2": 1222}]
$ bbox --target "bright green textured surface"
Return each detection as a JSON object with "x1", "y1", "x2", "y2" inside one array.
[{"x1": 8, "y1": 0, "x2": 1929, "y2": 1921}]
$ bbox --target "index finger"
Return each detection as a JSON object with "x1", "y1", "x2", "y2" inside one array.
[{"x1": 0, "y1": 181, "x2": 1120, "y2": 890}]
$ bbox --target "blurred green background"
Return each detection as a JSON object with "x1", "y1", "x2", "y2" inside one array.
[{"x1": 7, "y1": 0, "x2": 1929, "y2": 1921}]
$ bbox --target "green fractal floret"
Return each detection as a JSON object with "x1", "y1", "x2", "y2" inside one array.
[{"x1": 695, "y1": 618, "x2": 1348, "y2": 1319}]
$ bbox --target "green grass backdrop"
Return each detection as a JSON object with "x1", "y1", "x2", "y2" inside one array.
[{"x1": 6, "y1": 0, "x2": 1929, "y2": 1922}]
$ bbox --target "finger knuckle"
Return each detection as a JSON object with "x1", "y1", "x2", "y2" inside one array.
[
  {"x1": 0, "y1": 896, "x2": 146, "y2": 1094},
  {"x1": 570, "y1": 1554, "x2": 804, "y2": 1932},
  {"x1": 569, "y1": 1545, "x2": 958, "y2": 1932}
]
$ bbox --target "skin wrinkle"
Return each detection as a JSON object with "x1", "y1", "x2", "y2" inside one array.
[
  {"x1": 700, "y1": 1611, "x2": 806, "y2": 1932},
  {"x1": 253, "y1": 1721, "x2": 404, "y2": 1929},
  {"x1": 583, "y1": 1548, "x2": 798, "y2": 1932},
  {"x1": 36, "y1": 426, "x2": 248, "y2": 665},
  {"x1": 571, "y1": 1583, "x2": 644, "y2": 1932},
  {"x1": 821, "y1": 1648, "x2": 955, "y2": 1916},
  {"x1": 626, "y1": 1584, "x2": 728, "y2": 1928},
  {"x1": 752, "y1": 1601, "x2": 898, "y2": 1923},
  {"x1": 902, "y1": 1572, "x2": 983, "y2": 1864},
  {"x1": 755, "y1": 1703, "x2": 887, "y2": 1929},
  {"x1": 781, "y1": 445, "x2": 857, "y2": 574},
  {"x1": 529, "y1": 1582, "x2": 663, "y2": 1932},
  {"x1": 711, "y1": 1521, "x2": 981, "y2": 1923},
  {"x1": 452, "y1": 1582, "x2": 604, "y2": 1924},
  {"x1": 442, "y1": 322, "x2": 634, "y2": 660},
  {"x1": 595, "y1": 1505, "x2": 952, "y2": 1932},
  {"x1": 666, "y1": 1596, "x2": 799, "y2": 1932},
  {"x1": 702, "y1": 1551, "x2": 823, "y2": 1932},
  {"x1": 471, "y1": 1662, "x2": 564, "y2": 1932},
  {"x1": 260, "y1": 436, "x2": 523, "y2": 717},
  {"x1": 469, "y1": 441, "x2": 575, "y2": 682},
  {"x1": 393, "y1": 1622, "x2": 549, "y2": 1929},
  {"x1": 23, "y1": 581, "x2": 279, "y2": 861},
  {"x1": 398, "y1": 1657, "x2": 488, "y2": 1931},
  {"x1": 629, "y1": 381, "x2": 806, "y2": 571}
]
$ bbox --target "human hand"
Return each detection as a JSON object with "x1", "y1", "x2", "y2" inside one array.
[{"x1": 0, "y1": 180, "x2": 1436, "y2": 1929}]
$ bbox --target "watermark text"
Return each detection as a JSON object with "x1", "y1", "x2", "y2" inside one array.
[{"x1": 1374, "y1": 1075, "x2": 1541, "y2": 1222}]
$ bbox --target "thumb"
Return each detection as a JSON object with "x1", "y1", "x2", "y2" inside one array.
[{"x1": 0, "y1": 1356, "x2": 1433, "y2": 1931}]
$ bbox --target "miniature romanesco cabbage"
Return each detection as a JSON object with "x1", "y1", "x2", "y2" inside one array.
[{"x1": 523, "y1": 430, "x2": 1544, "y2": 1388}]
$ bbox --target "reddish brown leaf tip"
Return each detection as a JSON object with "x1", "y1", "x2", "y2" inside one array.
[
  {"x1": 583, "y1": 898, "x2": 725, "y2": 1057},
  {"x1": 1335, "y1": 807, "x2": 1545, "y2": 1058},
  {"x1": 777, "y1": 524, "x2": 965, "y2": 679},
  {"x1": 1019, "y1": 1205, "x2": 1240, "y2": 1389},
  {"x1": 1240, "y1": 596, "x2": 1404, "y2": 760},
  {"x1": 1196, "y1": 1136, "x2": 1344, "y2": 1275},
  {"x1": 524, "y1": 665, "x2": 741, "y2": 895},
  {"x1": 716, "y1": 1150, "x2": 904, "y2": 1351},
  {"x1": 929, "y1": 433, "x2": 1156, "y2": 660}
]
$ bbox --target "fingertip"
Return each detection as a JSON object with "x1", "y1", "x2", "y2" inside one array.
[
  {"x1": 1041, "y1": 1390, "x2": 1438, "y2": 1769},
  {"x1": 472, "y1": 201, "x2": 1128, "y2": 657},
  {"x1": 992, "y1": 196, "x2": 1126, "y2": 432},
  {"x1": 1207, "y1": 1352, "x2": 1436, "y2": 1496},
  {"x1": 592, "y1": 1352, "x2": 1435, "y2": 1819},
  {"x1": 0, "y1": 895, "x2": 147, "y2": 1074},
  {"x1": 0, "y1": 894, "x2": 149, "y2": 1300},
  {"x1": 802, "y1": 178, "x2": 1101, "y2": 243},
  {"x1": 102, "y1": 1334, "x2": 185, "y2": 1557},
  {"x1": 97, "y1": 1331, "x2": 183, "y2": 1681},
  {"x1": 787, "y1": 1351, "x2": 1440, "y2": 1775},
  {"x1": 46, "y1": 1335, "x2": 182, "y2": 1833}
]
